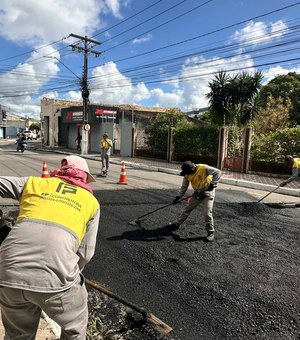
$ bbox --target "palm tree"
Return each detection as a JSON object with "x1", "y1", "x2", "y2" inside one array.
[
  {"x1": 206, "y1": 71, "x2": 263, "y2": 126},
  {"x1": 206, "y1": 71, "x2": 231, "y2": 125}
]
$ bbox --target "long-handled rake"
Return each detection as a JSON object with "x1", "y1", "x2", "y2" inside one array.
[
  {"x1": 85, "y1": 278, "x2": 173, "y2": 335},
  {"x1": 128, "y1": 195, "x2": 193, "y2": 228},
  {"x1": 257, "y1": 184, "x2": 281, "y2": 203}
]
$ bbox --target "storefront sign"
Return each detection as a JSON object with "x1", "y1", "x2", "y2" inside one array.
[
  {"x1": 65, "y1": 111, "x2": 83, "y2": 122},
  {"x1": 95, "y1": 108, "x2": 117, "y2": 120}
]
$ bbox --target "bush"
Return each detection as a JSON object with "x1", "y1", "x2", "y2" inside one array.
[
  {"x1": 174, "y1": 125, "x2": 219, "y2": 156},
  {"x1": 145, "y1": 109, "x2": 189, "y2": 151},
  {"x1": 251, "y1": 126, "x2": 300, "y2": 161}
]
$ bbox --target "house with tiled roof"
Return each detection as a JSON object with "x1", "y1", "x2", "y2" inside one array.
[{"x1": 40, "y1": 97, "x2": 177, "y2": 156}]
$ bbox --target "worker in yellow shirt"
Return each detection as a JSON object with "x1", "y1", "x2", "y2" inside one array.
[
  {"x1": 0, "y1": 156, "x2": 100, "y2": 339},
  {"x1": 280, "y1": 155, "x2": 300, "y2": 186},
  {"x1": 167, "y1": 161, "x2": 221, "y2": 242},
  {"x1": 99, "y1": 133, "x2": 113, "y2": 177}
]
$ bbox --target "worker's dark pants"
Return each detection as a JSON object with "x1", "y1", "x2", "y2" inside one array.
[
  {"x1": 0, "y1": 276, "x2": 88, "y2": 340},
  {"x1": 175, "y1": 191, "x2": 215, "y2": 232}
]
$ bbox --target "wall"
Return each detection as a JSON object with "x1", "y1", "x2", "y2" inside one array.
[
  {"x1": 120, "y1": 122, "x2": 134, "y2": 157},
  {"x1": 68, "y1": 125, "x2": 78, "y2": 150},
  {"x1": 41, "y1": 98, "x2": 81, "y2": 147},
  {"x1": 90, "y1": 123, "x2": 115, "y2": 153}
]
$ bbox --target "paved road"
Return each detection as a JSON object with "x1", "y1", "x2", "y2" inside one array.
[{"x1": 1, "y1": 140, "x2": 300, "y2": 339}]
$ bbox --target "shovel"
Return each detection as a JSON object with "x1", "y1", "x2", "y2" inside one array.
[
  {"x1": 257, "y1": 184, "x2": 281, "y2": 203},
  {"x1": 128, "y1": 194, "x2": 193, "y2": 228},
  {"x1": 85, "y1": 278, "x2": 173, "y2": 335}
]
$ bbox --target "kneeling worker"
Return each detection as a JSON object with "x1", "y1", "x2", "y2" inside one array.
[
  {"x1": 168, "y1": 161, "x2": 221, "y2": 242},
  {"x1": 0, "y1": 156, "x2": 100, "y2": 339}
]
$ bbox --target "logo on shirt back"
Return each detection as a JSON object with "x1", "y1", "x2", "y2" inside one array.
[
  {"x1": 56, "y1": 182, "x2": 77, "y2": 195},
  {"x1": 39, "y1": 182, "x2": 81, "y2": 211}
]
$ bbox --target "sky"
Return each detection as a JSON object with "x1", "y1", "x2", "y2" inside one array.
[{"x1": 0, "y1": 0, "x2": 300, "y2": 119}]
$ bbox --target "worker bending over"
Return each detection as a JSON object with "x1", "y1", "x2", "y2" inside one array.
[
  {"x1": 168, "y1": 161, "x2": 221, "y2": 242},
  {"x1": 0, "y1": 156, "x2": 100, "y2": 340},
  {"x1": 280, "y1": 155, "x2": 300, "y2": 187}
]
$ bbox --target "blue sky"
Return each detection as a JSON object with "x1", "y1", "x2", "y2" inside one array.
[{"x1": 0, "y1": 0, "x2": 300, "y2": 119}]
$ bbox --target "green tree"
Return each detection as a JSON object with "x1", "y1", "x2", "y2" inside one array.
[
  {"x1": 252, "y1": 96, "x2": 292, "y2": 135},
  {"x1": 145, "y1": 109, "x2": 190, "y2": 151},
  {"x1": 206, "y1": 71, "x2": 263, "y2": 126},
  {"x1": 29, "y1": 123, "x2": 41, "y2": 132},
  {"x1": 256, "y1": 72, "x2": 300, "y2": 125},
  {"x1": 251, "y1": 126, "x2": 300, "y2": 162}
]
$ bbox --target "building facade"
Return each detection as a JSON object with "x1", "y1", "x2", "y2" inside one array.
[{"x1": 40, "y1": 97, "x2": 172, "y2": 157}]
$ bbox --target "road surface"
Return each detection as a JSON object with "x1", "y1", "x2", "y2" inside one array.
[{"x1": 0, "y1": 140, "x2": 299, "y2": 339}]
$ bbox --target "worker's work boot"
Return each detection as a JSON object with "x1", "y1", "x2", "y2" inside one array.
[
  {"x1": 165, "y1": 222, "x2": 180, "y2": 231},
  {"x1": 206, "y1": 231, "x2": 215, "y2": 242}
]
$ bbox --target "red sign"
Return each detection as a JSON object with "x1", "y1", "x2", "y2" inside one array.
[
  {"x1": 65, "y1": 111, "x2": 83, "y2": 122},
  {"x1": 95, "y1": 109, "x2": 117, "y2": 116}
]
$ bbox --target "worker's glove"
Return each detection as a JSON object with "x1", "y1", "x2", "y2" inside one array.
[
  {"x1": 279, "y1": 181, "x2": 288, "y2": 187},
  {"x1": 207, "y1": 183, "x2": 217, "y2": 191},
  {"x1": 173, "y1": 196, "x2": 181, "y2": 204},
  {"x1": 194, "y1": 191, "x2": 210, "y2": 200}
]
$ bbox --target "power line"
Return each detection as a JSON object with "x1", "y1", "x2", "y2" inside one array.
[
  {"x1": 103, "y1": 0, "x2": 213, "y2": 52},
  {"x1": 107, "y1": 1, "x2": 300, "y2": 62}
]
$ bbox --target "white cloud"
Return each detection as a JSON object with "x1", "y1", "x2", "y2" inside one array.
[
  {"x1": 83, "y1": 52, "x2": 258, "y2": 111},
  {"x1": 263, "y1": 65, "x2": 300, "y2": 84},
  {"x1": 88, "y1": 61, "x2": 150, "y2": 104},
  {"x1": 0, "y1": 0, "x2": 127, "y2": 45},
  {"x1": 150, "y1": 88, "x2": 183, "y2": 107},
  {"x1": 230, "y1": 20, "x2": 287, "y2": 45},
  {"x1": 0, "y1": 0, "x2": 129, "y2": 118},
  {"x1": 270, "y1": 20, "x2": 288, "y2": 38},
  {"x1": 65, "y1": 91, "x2": 82, "y2": 102},
  {"x1": 168, "y1": 54, "x2": 255, "y2": 111},
  {"x1": 0, "y1": 46, "x2": 60, "y2": 118},
  {"x1": 3, "y1": 101, "x2": 41, "y2": 119},
  {"x1": 132, "y1": 33, "x2": 152, "y2": 44}
]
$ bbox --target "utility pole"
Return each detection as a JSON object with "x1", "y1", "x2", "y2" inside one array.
[{"x1": 69, "y1": 33, "x2": 101, "y2": 155}]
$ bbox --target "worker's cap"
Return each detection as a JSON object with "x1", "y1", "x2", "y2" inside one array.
[
  {"x1": 103, "y1": 133, "x2": 108, "y2": 137},
  {"x1": 61, "y1": 155, "x2": 95, "y2": 183},
  {"x1": 180, "y1": 161, "x2": 196, "y2": 176}
]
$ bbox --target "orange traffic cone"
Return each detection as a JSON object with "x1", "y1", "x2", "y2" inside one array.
[
  {"x1": 118, "y1": 161, "x2": 128, "y2": 185},
  {"x1": 41, "y1": 161, "x2": 49, "y2": 178}
]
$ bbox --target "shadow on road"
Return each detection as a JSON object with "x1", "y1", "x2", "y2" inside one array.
[{"x1": 107, "y1": 225, "x2": 208, "y2": 243}]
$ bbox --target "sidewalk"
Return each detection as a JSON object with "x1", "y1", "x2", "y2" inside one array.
[
  {"x1": 36, "y1": 147, "x2": 300, "y2": 190},
  {"x1": 111, "y1": 155, "x2": 300, "y2": 197},
  {"x1": 41, "y1": 146, "x2": 300, "y2": 196}
]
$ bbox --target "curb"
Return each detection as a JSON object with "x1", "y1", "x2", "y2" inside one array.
[
  {"x1": 111, "y1": 159, "x2": 300, "y2": 197},
  {"x1": 220, "y1": 178, "x2": 300, "y2": 197},
  {"x1": 34, "y1": 148, "x2": 300, "y2": 197}
]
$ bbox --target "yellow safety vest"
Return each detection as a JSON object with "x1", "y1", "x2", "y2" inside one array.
[
  {"x1": 293, "y1": 158, "x2": 300, "y2": 169},
  {"x1": 186, "y1": 164, "x2": 212, "y2": 190},
  {"x1": 100, "y1": 139, "x2": 111, "y2": 149},
  {"x1": 18, "y1": 177, "x2": 99, "y2": 243}
]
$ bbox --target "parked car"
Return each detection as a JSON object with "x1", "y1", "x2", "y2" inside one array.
[{"x1": 22, "y1": 130, "x2": 37, "y2": 140}]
